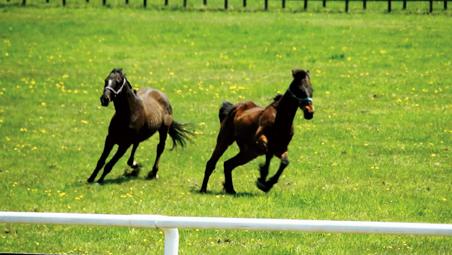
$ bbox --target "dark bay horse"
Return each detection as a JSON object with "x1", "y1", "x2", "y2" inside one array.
[
  {"x1": 200, "y1": 69, "x2": 314, "y2": 194},
  {"x1": 88, "y1": 68, "x2": 193, "y2": 184}
]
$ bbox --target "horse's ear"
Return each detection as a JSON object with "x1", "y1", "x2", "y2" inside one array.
[
  {"x1": 292, "y1": 68, "x2": 304, "y2": 80},
  {"x1": 111, "y1": 68, "x2": 123, "y2": 74}
]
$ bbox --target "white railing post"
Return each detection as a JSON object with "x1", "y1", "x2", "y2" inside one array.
[
  {"x1": 130, "y1": 214, "x2": 179, "y2": 255},
  {"x1": 163, "y1": 228, "x2": 179, "y2": 255}
]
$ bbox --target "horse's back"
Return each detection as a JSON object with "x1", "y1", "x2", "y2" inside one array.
[
  {"x1": 137, "y1": 87, "x2": 168, "y2": 105},
  {"x1": 234, "y1": 102, "x2": 264, "y2": 123},
  {"x1": 137, "y1": 87, "x2": 173, "y2": 128}
]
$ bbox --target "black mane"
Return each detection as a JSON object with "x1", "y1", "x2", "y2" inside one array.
[
  {"x1": 273, "y1": 94, "x2": 283, "y2": 102},
  {"x1": 110, "y1": 68, "x2": 136, "y2": 94}
]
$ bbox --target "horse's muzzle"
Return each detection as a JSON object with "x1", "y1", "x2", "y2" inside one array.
[
  {"x1": 301, "y1": 104, "x2": 314, "y2": 120},
  {"x1": 100, "y1": 96, "x2": 110, "y2": 107},
  {"x1": 304, "y1": 111, "x2": 314, "y2": 120}
]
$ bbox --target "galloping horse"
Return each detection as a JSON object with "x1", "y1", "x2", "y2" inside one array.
[
  {"x1": 200, "y1": 69, "x2": 314, "y2": 194},
  {"x1": 88, "y1": 68, "x2": 193, "y2": 184}
]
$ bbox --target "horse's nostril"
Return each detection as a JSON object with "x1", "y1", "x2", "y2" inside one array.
[{"x1": 100, "y1": 96, "x2": 109, "y2": 106}]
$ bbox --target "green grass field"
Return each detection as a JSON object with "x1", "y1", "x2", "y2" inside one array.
[{"x1": 1, "y1": 3, "x2": 451, "y2": 254}]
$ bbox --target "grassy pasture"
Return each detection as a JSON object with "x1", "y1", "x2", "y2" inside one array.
[{"x1": 0, "y1": 5, "x2": 452, "y2": 254}]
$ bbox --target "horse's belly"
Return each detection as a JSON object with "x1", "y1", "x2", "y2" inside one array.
[
  {"x1": 231, "y1": 115, "x2": 261, "y2": 152},
  {"x1": 137, "y1": 127, "x2": 158, "y2": 142}
]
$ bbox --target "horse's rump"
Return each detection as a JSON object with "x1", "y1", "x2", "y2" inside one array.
[{"x1": 228, "y1": 102, "x2": 264, "y2": 144}]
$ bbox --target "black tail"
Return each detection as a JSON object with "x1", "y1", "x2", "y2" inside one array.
[
  {"x1": 219, "y1": 101, "x2": 234, "y2": 123},
  {"x1": 168, "y1": 121, "x2": 195, "y2": 150}
]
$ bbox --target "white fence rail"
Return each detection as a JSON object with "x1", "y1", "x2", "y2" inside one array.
[{"x1": 1, "y1": 211, "x2": 452, "y2": 254}]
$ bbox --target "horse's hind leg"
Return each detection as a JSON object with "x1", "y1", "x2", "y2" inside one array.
[
  {"x1": 125, "y1": 142, "x2": 141, "y2": 177},
  {"x1": 223, "y1": 151, "x2": 256, "y2": 194},
  {"x1": 148, "y1": 128, "x2": 168, "y2": 180},
  {"x1": 96, "y1": 144, "x2": 130, "y2": 184},
  {"x1": 127, "y1": 142, "x2": 140, "y2": 168},
  {"x1": 201, "y1": 118, "x2": 235, "y2": 193},
  {"x1": 88, "y1": 136, "x2": 115, "y2": 183},
  {"x1": 200, "y1": 143, "x2": 228, "y2": 193}
]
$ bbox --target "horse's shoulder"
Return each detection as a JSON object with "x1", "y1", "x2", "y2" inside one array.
[{"x1": 260, "y1": 105, "x2": 277, "y2": 122}]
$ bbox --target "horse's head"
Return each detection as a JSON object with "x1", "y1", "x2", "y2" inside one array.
[
  {"x1": 289, "y1": 69, "x2": 314, "y2": 120},
  {"x1": 100, "y1": 68, "x2": 128, "y2": 107}
]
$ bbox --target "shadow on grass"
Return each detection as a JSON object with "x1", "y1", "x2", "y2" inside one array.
[
  {"x1": 99, "y1": 175, "x2": 138, "y2": 185},
  {"x1": 74, "y1": 170, "x2": 143, "y2": 186},
  {"x1": 189, "y1": 187, "x2": 262, "y2": 198}
]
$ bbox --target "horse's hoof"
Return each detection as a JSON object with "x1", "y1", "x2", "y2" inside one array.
[
  {"x1": 225, "y1": 189, "x2": 236, "y2": 195},
  {"x1": 223, "y1": 186, "x2": 236, "y2": 194},
  {"x1": 256, "y1": 180, "x2": 271, "y2": 192},
  {"x1": 223, "y1": 182, "x2": 236, "y2": 194},
  {"x1": 87, "y1": 178, "x2": 94, "y2": 183},
  {"x1": 200, "y1": 188, "x2": 207, "y2": 193},
  {"x1": 147, "y1": 172, "x2": 158, "y2": 180},
  {"x1": 129, "y1": 161, "x2": 140, "y2": 169}
]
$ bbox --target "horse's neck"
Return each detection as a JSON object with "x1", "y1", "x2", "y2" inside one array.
[
  {"x1": 273, "y1": 91, "x2": 298, "y2": 132},
  {"x1": 113, "y1": 87, "x2": 140, "y2": 119}
]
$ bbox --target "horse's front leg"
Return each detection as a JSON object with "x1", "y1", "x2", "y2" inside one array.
[
  {"x1": 256, "y1": 153, "x2": 273, "y2": 191},
  {"x1": 88, "y1": 136, "x2": 115, "y2": 183},
  {"x1": 258, "y1": 151, "x2": 289, "y2": 192},
  {"x1": 125, "y1": 142, "x2": 141, "y2": 177},
  {"x1": 147, "y1": 128, "x2": 167, "y2": 180},
  {"x1": 96, "y1": 143, "x2": 131, "y2": 184},
  {"x1": 253, "y1": 126, "x2": 268, "y2": 154}
]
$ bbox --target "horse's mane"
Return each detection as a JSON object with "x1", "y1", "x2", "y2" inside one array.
[
  {"x1": 110, "y1": 68, "x2": 137, "y2": 95},
  {"x1": 273, "y1": 94, "x2": 283, "y2": 102},
  {"x1": 268, "y1": 94, "x2": 284, "y2": 108}
]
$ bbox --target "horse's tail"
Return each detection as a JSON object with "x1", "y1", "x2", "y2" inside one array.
[
  {"x1": 168, "y1": 121, "x2": 195, "y2": 150},
  {"x1": 219, "y1": 101, "x2": 234, "y2": 123}
]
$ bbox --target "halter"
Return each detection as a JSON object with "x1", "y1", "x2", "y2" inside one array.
[
  {"x1": 288, "y1": 87, "x2": 313, "y2": 105},
  {"x1": 105, "y1": 78, "x2": 127, "y2": 95}
]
